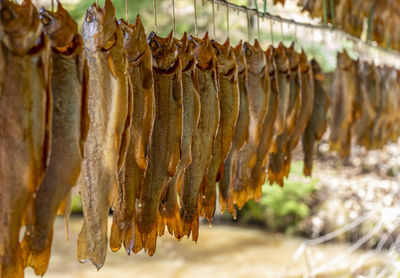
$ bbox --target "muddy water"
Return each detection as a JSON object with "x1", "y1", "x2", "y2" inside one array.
[{"x1": 25, "y1": 217, "x2": 387, "y2": 278}]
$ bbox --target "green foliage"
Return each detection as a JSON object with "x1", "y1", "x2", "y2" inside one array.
[
  {"x1": 240, "y1": 161, "x2": 317, "y2": 234},
  {"x1": 71, "y1": 195, "x2": 83, "y2": 214}
]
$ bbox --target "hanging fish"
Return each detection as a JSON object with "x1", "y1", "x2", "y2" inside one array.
[
  {"x1": 134, "y1": 30, "x2": 183, "y2": 255},
  {"x1": 284, "y1": 49, "x2": 314, "y2": 175},
  {"x1": 20, "y1": 3, "x2": 86, "y2": 275},
  {"x1": 233, "y1": 39, "x2": 269, "y2": 208},
  {"x1": 302, "y1": 59, "x2": 329, "y2": 176},
  {"x1": 158, "y1": 32, "x2": 200, "y2": 240},
  {"x1": 219, "y1": 41, "x2": 250, "y2": 217},
  {"x1": 249, "y1": 46, "x2": 278, "y2": 198},
  {"x1": 78, "y1": 0, "x2": 132, "y2": 269},
  {"x1": 110, "y1": 15, "x2": 154, "y2": 254},
  {"x1": 329, "y1": 50, "x2": 357, "y2": 158},
  {"x1": 180, "y1": 33, "x2": 219, "y2": 241},
  {"x1": 199, "y1": 38, "x2": 239, "y2": 222},
  {"x1": 0, "y1": 0, "x2": 51, "y2": 277}
]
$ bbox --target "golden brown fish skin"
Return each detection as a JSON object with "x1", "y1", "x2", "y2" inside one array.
[
  {"x1": 283, "y1": 50, "x2": 314, "y2": 177},
  {"x1": 158, "y1": 32, "x2": 200, "y2": 240},
  {"x1": 267, "y1": 44, "x2": 291, "y2": 187},
  {"x1": 134, "y1": 30, "x2": 183, "y2": 255},
  {"x1": 219, "y1": 41, "x2": 250, "y2": 216},
  {"x1": 302, "y1": 59, "x2": 329, "y2": 176},
  {"x1": 77, "y1": 0, "x2": 131, "y2": 269},
  {"x1": 233, "y1": 40, "x2": 269, "y2": 208},
  {"x1": 180, "y1": 33, "x2": 219, "y2": 241},
  {"x1": 199, "y1": 38, "x2": 239, "y2": 222},
  {"x1": 110, "y1": 15, "x2": 154, "y2": 254},
  {"x1": 0, "y1": 1, "x2": 51, "y2": 277},
  {"x1": 248, "y1": 46, "x2": 278, "y2": 198},
  {"x1": 329, "y1": 50, "x2": 356, "y2": 158},
  {"x1": 20, "y1": 4, "x2": 85, "y2": 275}
]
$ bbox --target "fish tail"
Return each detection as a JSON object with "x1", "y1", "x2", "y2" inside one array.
[
  {"x1": 143, "y1": 227, "x2": 158, "y2": 256},
  {"x1": 232, "y1": 186, "x2": 249, "y2": 210},
  {"x1": 180, "y1": 208, "x2": 200, "y2": 242},
  {"x1": 165, "y1": 210, "x2": 184, "y2": 240},
  {"x1": 110, "y1": 217, "x2": 124, "y2": 252}
]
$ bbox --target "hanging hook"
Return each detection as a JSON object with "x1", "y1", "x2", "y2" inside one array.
[
  {"x1": 51, "y1": 0, "x2": 54, "y2": 12},
  {"x1": 172, "y1": 0, "x2": 176, "y2": 35},
  {"x1": 212, "y1": 0, "x2": 216, "y2": 39},
  {"x1": 269, "y1": 17, "x2": 274, "y2": 45},
  {"x1": 257, "y1": 10, "x2": 260, "y2": 41},
  {"x1": 125, "y1": 0, "x2": 129, "y2": 23},
  {"x1": 246, "y1": 8, "x2": 251, "y2": 42},
  {"x1": 294, "y1": 22, "x2": 297, "y2": 44},
  {"x1": 280, "y1": 18, "x2": 284, "y2": 42},
  {"x1": 193, "y1": 0, "x2": 198, "y2": 36},
  {"x1": 153, "y1": 0, "x2": 158, "y2": 34},
  {"x1": 226, "y1": 1, "x2": 230, "y2": 38}
]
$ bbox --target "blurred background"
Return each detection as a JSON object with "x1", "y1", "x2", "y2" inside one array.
[{"x1": 25, "y1": 0, "x2": 400, "y2": 277}]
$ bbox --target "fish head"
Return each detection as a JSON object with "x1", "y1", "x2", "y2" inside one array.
[
  {"x1": 189, "y1": 32, "x2": 216, "y2": 70},
  {"x1": 243, "y1": 39, "x2": 265, "y2": 74},
  {"x1": 211, "y1": 38, "x2": 236, "y2": 75},
  {"x1": 148, "y1": 30, "x2": 178, "y2": 70},
  {"x1": 233, "y1": 40, "x2": 246, "y2": 74},
  {"x1": 337, "y1": 50, "x2": 354, "y2": 71},
  {"x1": 82, "y1": 0, "x2": 117, "y2": 52},
  {"x1": 284, "y1": 42, "x2": 300, "y2": 71},
  {"x1": 175, "y1": 32, "x2": 195, "y2": 71},
  {"x1": 273, "y1": 43, "x2": 289, "y2": 72},
  {"x1": 39, "y1": 1, "x2": 78, "y2": 48},
  {"x1": 119, "y1": 15, "x2": 148, "y2": 62},
  {"x1": 265, "y1": 45, "x2": 276, "y2": 75},
  {"x1": 0, "y1": 0, "x2": 42, "y2": 54},
  {"x1": 298, "y1": 49, "x2": 309, "y2": 73},
  {"x1": 311, "y1": 59, "x2": 324, "y2": 81}
]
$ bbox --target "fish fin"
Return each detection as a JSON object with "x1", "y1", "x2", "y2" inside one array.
[{"x1": 117, "y1": 76, "x2": 133, "y2": 172}]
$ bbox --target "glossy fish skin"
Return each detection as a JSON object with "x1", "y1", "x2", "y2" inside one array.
[
  {"x1": 249, "y1": 46, "x2": 278, "y2": 198},
  {"x1": 302, "y1": 59, "x2": 329, "y2": 176},
  {"x1": 134, "y1": 31, "x2": 183, "y2": 255},
  {"x1": 180, "y1": 33, "x2": 219, "y2": 241},
  {"x1": 20, "y1": 3, "x2": 85, "y2": 275},
  {"x1": 159, "y1": 33, "x2": 200, "y2": 239},
  {"x1": 268, "y1": 44, "x2": 291, "y2": 187},
  {"x1": 329, "y1": 50, "x2": 356, "y2": 158},
  {"x1": 78, "y1": 0, "x2": 131, "y2": 269},
  {"x1": 219, "y1": 41, "x2": 250, "y2": 216},
  {"x1": 0, "y1": 1, "x2": 51, "y2": 277},
  {"x1": 110, "y1": 15, "x2": 155, "y2": 254},
  {"x1": 199, "y1": 38, "x2": 239, "y2": 222},
  {"x1": 284, "y1": 49, "x2": 314, "y2": 177},
  {"x1": 233, "y1": 40, "x2": 269, "y2": 209}
]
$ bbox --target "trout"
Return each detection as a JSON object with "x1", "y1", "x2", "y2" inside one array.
[
  {"x1": 158, "y1": 32, "x2": 200, "y2": 239},
  {"x1": 233, "y1": 40, "x2": 269, "y2": 208},
  {"x1": 134, "y1": 30, "x2": 183, "y2": 255},
  {"x1": 180, "y1": 33, "x2": 219, "y2": 241},
  {"x1": 21, "y1": 3, "x2": 87, "y2": 275},
  {"x1": 329, "y1": 50, "x2": 357, "y2": 158},
  {"x1": 302, "y1": 59, "x2": 329, "y2": 176},
  {"x1": 78, "y1": 0, "x2": 131, "y2": 269},
  {"x1": 110, "y1": 15, "x2": 155, "y2": 254},
  {"x1": 268, "y1": 44, "x2": 291, "y2": 186},
  {"x1": 284, "y1": 49, "x2": 314, "y2": 176},
  {"x1": 199, "y1": 38, "x2": 239, "y2": 222},
  {"x1": 0, "y1": 0, "x2": 51, "y2": 277},
  {"x1": 219, "y1": 41, "x2": 250, "y2": 216},
  {"x1": 249, "y1": 46, "x2": 278, "y2": 198}
]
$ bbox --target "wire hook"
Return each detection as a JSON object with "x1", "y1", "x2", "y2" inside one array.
[
  {"x1": 193, "y1": 0, "x2": 198, "y2": 36},
  {"x1": 246, "y1": 8, "x2": 251, "y2": 42},
  {"x1": 125, "y1": 0, "x2": 129, "y2": 23},
  {"x1": 153, "y1": 0, "x2": 158, "y2": 34},
  {"x1": 269, "y1": 17, "x2": 274, "y2": 45},
  {"x1": 280, "y1": 18, "x2": 284, "y2": 42},
  {"x1": 257, "y1": 10, "x2": 260, "y2": 41},
  {"x1": 226, "y1": 1, "x2": 230, "y2": 38},
  {"x1": 212, "y1": 0, "x2": 216, "y2": 39},
  {"x1": 172, "y1": 0, "x2": 176, "y2": 35}
]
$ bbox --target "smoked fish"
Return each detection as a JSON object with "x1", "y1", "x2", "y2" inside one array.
[
  {"x1": 78, "y1": 0, "x2": 131, "y2": 269},
  {"x1": 0, "y1": 0, "x2": 52, "y2": 276},
  {"x1": 219, "y1": 41, "x2": 250, "y2": 216},
  {"x1": 21, "y1": 3, "x2": 86, "y2": 275},
  {"x1": 158, "y1": 32, "x2": 200, "y2": 239},
  {"x1": 199, "y1": 38, "x2": 239, "y2": 222},
  {"x1": 134, "y1": 30, "x2": 183, "y2": 255},
  {"x1": 110, "y1": 15, "x2": 155, "y2": 254},
  {"x1": 329, "y1": 50, "x2": 356, "y2": 158},
  {"x1": 233, "y1": 40, "x2": 269, "y2": 208},
  {"x1": 249, "y1": 46, "x2": 278, "y2": 198},
  {"x1": 180, "y1": 33, "x2": 219, "y2": 241},
  {"x1": 302, "y1": 59, "x2": 329, "y2": 176}
]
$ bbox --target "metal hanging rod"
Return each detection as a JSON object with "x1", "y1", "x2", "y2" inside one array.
[{"x1": 204, "y1": 0, "x2": 400, "y2": 59}]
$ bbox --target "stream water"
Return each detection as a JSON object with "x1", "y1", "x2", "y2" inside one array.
[{"x1": 24, "y1": 217, "x2": 390, "y2": 278}]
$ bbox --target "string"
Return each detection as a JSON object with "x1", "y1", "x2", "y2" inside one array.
[
  {"x1": 212, "y1": 0, "x2": 216, "y2": 39},
  {"x1": 125, "y1": 0, "x2": 129, "y2": 22},
  {"x1": 226, "y1": 2, "x2": 229, "y2": 38},
  {"x1": 172, "y1": 0, "x2": 176, "y2": 35},
  {"x1": 51, "y1": 0, "x2": 54, "y2": 12},
  {"x1": 270, "y1": 18, "x2": 274, "y2": 45},
  {"x1": 194, "y1": 0, "x2": 198, "y2": 36},
  {"x1": 294, "y1": 24, "x2": 297, "y2": 44},
  {"x1": 246, "y1": 8, "x2": 250, "y2": 42},
  {"x1": 257, "y1": 12, "x2": 260, "y2": 41},
  {"x1": 153, "y1": 0, "x2": 158, "y2": 34},
  {"x1": 280, "y1": 19, "x2": 283, "y2": 41}
]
